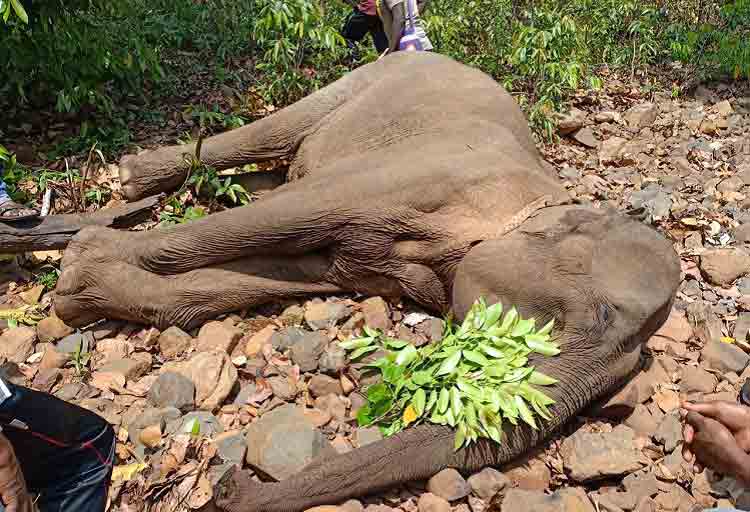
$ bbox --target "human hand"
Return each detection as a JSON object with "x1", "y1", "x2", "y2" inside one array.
[
  {"x1": 681, "y1": 401, "x2": 750, "y2": 484},
  {"x1": 0, "y1": 433, "x2": 35, "y2": 512}
]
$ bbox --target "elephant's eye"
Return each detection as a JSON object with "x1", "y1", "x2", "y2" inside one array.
[{"x1": 598, "y1": 303, "x2": 611, "y2": 323}]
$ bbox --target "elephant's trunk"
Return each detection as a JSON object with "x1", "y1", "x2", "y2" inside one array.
[{"x1": 216, "y1": 344, "x2": 629, "y2": 512}]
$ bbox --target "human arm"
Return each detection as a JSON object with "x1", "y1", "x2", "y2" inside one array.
[{"x1": 0, "y1": 432, "x2": 34, "y2": 512}]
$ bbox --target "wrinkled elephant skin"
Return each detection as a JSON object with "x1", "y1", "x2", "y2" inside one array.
[{"x1": 55, "y1": 53, "x2": 680, "y2": 512}]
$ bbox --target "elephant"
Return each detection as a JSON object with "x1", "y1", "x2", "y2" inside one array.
[{"x1": 54, "y1": 52, "x2": 680, "y2": 511}]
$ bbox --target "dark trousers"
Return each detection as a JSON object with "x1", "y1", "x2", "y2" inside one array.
[
  {"x1": 0, "y1": 383, "x2": 115, "y2": 511},
  {"x1": 341, "y1": 8, "x2": 388, "y2": 54}
]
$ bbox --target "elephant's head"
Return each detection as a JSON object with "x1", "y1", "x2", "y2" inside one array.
[{"x1": 453, "y1": 205, "x2": 680, "y2": 407}]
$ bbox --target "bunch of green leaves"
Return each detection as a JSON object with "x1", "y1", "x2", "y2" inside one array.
[
  {"x1": 340, "y1": 299, "x2": 560, "y2": 450},
  {"x1": 1, "y1": 0, "x2": 28, "y2": 23}
]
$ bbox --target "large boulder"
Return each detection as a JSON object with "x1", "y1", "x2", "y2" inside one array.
[{"x1": 244, "y1": 404, "x2": 337, "y2": 480}]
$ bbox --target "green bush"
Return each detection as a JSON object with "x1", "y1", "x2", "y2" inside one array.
[{"x1": 1, "y1": 0, "x2": 348, "y2": 116}]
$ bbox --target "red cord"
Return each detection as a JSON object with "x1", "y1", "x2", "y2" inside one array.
[{"x1": 28, "y1": 430, "x2": 112, "y2": 467}]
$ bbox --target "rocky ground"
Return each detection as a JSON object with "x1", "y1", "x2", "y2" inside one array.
[{"x1": 1, "y1": 71, "x2": 750, "y2": 512}]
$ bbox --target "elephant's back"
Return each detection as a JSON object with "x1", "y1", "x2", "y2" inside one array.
[{"x1": 291, "y1": 52, "x2": 543, "y2": 180}]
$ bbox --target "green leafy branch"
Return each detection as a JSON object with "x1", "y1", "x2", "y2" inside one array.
[{"x1": 340, "y1": 298, "x2": 561, "y2": 450}]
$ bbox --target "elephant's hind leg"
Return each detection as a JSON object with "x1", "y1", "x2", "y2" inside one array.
[{"x1": 55, "y1": 252, "x2": 343, "y2": 329}]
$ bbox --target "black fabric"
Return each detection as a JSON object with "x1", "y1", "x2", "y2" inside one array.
[
  {"x1": 0, "y1": 382, "x2": 111, "y2": 492},
  {"x1": 341, "y1": 8, "x2": 388, "y2": 53}
]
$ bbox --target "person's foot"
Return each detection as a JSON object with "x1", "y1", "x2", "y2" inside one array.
[{"x1": 0, "y1": 198, "x2": 39, "y2": 222}]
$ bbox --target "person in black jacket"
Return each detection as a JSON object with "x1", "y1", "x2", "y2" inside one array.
[{"x1": 0, "y1": 377, "x2": 115, "y2": 511}]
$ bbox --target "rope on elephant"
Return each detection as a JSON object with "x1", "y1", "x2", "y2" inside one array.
[{"x1": 424, "y1": 194, "x2": 576, "y2": 265}]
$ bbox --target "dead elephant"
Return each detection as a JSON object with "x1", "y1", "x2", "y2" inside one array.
[{"x1": 55, "y1": 52, "x2": 680, "y2": 511}]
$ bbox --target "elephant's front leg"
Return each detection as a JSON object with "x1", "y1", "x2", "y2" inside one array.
[{"x1": 55, "y1": 252, "x2": 343, "y2": 329}]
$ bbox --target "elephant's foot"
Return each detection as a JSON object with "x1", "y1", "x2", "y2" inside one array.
[
  {"x1": 61, "y1": 226, "x2": 143, "y2": 272},
  {"x1": 120, "y1": 146, "x2": 193, "y2": 201}
]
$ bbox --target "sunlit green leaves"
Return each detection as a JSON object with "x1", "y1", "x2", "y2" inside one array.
[{"x1": 339, "y1": 298, "x2": 560, "y2": 451}]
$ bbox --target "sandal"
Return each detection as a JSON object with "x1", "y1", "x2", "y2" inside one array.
[{"x1": 0, "y1": 199, "x2": 40, "y2": 223}]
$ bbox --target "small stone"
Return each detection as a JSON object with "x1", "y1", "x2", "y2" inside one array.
[
  {"x1": 32, "y1": 368, "x2": 60, "y2": 393},
  {"x1": 314, "y1": 393, "x2": 347, "y2": 421},
  {"x1": 427, "y1": 468, "x2": 471, "y2": 501},
  {"x1": 600, "y1": 137, "x2": 629, "y2": 165},
  {"x1": 214, "y1": 430, "x2": 247, "y2": 465},
  {"x1": 319, "y1": 345, "x2": 347, "y2": 375},
  {"x1": 303, "y1": 407, "x2": 331, "y2": 428},
  {"x1": 654, "y1": 413, "x2": 683, "y2": 453},
  {"x1": 360, "y1": 297, "x2": 391, "y2": 332},
  {"x1": 735, "y1": 312, "x2": 750, "y2": 340},
  {"x1": 625, "y1": 103, "x2": 659, "y2": 129},
  {"x1": 501, "y1": 488, "x2": 594, "y2": 512},
  {"x1": 305, "y1": 301, "x2": 350, "y2": 330},
  {"x1": 714, "y1": 99, "x2": 733, "y2": 116},
  {"x1": 268, "y1": 375, "x2": 297, "y2": 401},
  {"x1": 139, "y1": 424, "x2": 162, "y2": 449},
  {"x1": 503, "y1": 452, "x2": 551, "y2": 490},
  {"x1": 557, "y1": 107, "x2": 586, "y2": 135},
  {"x1": 573, "y1": 127, "x2": 598, "y2": 148},
  {"x1": 244, "y1": 325, "x2": 276, "y2": 357},
  {"x1": 0, "y1": 327, "x2": 36, "y2": 364},
  {"x1": 561, "y1": 425, "x2": 642, "y2": 482},
  {"x1": 99, "y1": 354, "x2": 152, "y2": 381},
  {"x1": 701, "y1": 338, "x2": 750, "y2": 373},
  {"x1": 197, "y1": 321, "x2": 243, "y2": 354},
  {"x1": 96, "y1": 338, "x2": 129, "y2": 365},
  {"x1": 148, "y1": 372, "x2": 195, "y2": 412},
  {"x1": 341, "y1": 500, "x2": 363, "y2": 512},
  {"x1": 128, "y1": 407, "x2": 182, "y2": 448},
  {"x1": 290, "y1": 331, "x2": 328, "y2": 372},
  {"x1": 279, "y1": 305, "x2": 305, "y2": 326},
  {"x1": 718, "y1": 176, "x2": 744, "y2": 194},
  {"x1": 595, "y1": 111, "x2": 619, "y2": 123},
  {"x1": 308, "y1": 375, "x2": 343, "y2": 397},
  {"x1": 700, "y1": 118, "x2": 718, "y2": 134},
  {"x1": 158, "y1": 326, "x2": 193, "y2": 358},
  {"x1": 36, "y1": 316, "x2": 73, "y2": 343},
  {"x1": 700, "y1": 248, "x2": 750, "y2": 286},
  {"x1": 623, "y1": 472, "x2": 660, "y2": 503},
  {"x1": 653, "y1": 309, "x2": 692, "y2": 343},
  {"x1": 162, "y1": 350, "x2": 238, "y2": 410},
  {"x1": 352, "y1": 427, "x2": 382, "y2": 447},
  {"x1": 467, "y1": 467, "x2": 509, "y2": 500},
  {"x1": 39, "y1": 344, "x2": 69, "y2": 370},
  {"x1": 244, "y1": 404, "x2": 337, "y2": 480},
  {"x1": 624, "y1": 404, "x2": 659, "y2": 438},
  {"x1": 270, "y1": 327, "x2": 306, "y2": 352},
  {"x1": 417, "y1": 493, "x2": 450, "y2": 512},
  {"x1": 679, "y1": 366, "x2": 717, "y2": 394}
]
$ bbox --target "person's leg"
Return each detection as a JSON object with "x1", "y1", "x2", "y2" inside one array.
[
  {"x1": 0, "y1": 164, "x2": 9, "y2": 202},
  {"x1": 33, "y1": 425, "x2": 115, "y2": 512},
  {"x1": 341, "y1": 8, "x2": 371, "y2": 60},
  {"x1": 0, "y1": 162, "x2": 39, "y2": 221},
  {"x1": 367, "y1": 15, "x2": 389, "y2": 53}
]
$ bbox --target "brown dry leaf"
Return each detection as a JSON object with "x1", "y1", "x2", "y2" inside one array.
[
  {"x1": 139, "y1": 424, "x2": 163, "y2": 449},
  {"x1": 187, "y1": 474, "x2": 213, "y2": 509},
  {"x1": 245, "y1": 377, "x2": 273, "y2": 406}
]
